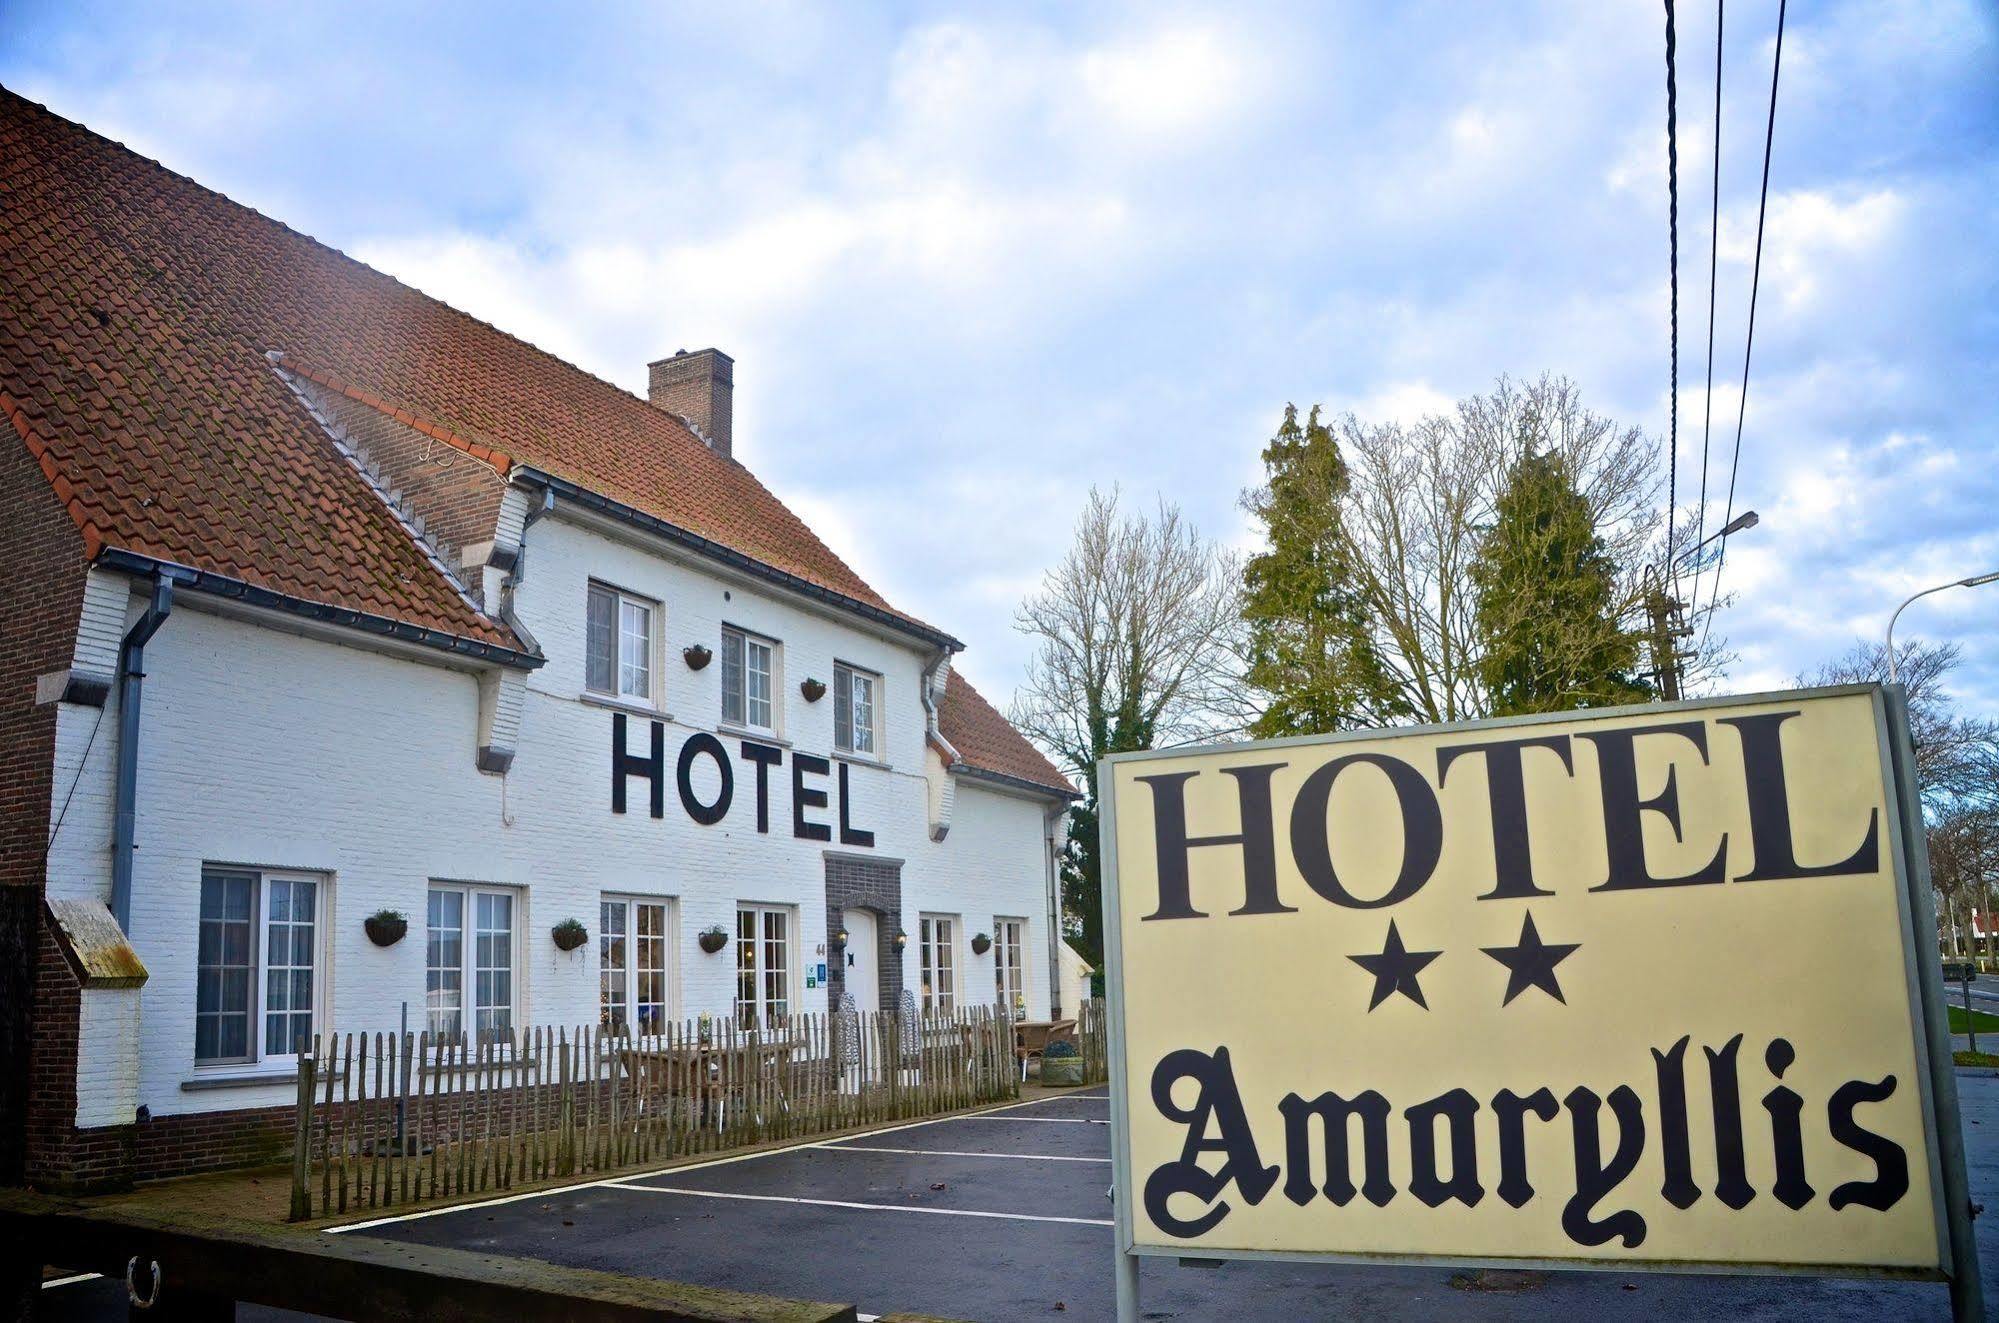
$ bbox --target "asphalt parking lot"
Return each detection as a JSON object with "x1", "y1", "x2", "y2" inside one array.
[{"x1": 38, "y1": 1073, "x2": 1999, "y2": 1321}]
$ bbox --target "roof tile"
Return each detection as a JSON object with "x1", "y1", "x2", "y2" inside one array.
[{"x1": 937, "y1": 673, "x2": 1076, "y2": 798}]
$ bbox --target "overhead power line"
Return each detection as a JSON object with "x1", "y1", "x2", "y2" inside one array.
[
  {"x1": 1663, "y1": 0, "x2": 1681, "y2": 579},
  {"x1": 1688, "y1": 0, "x2": 1724, "y2": 610},
  {"x1": 1700, "y1": 0, "x2": 1785, "y2": 656}
]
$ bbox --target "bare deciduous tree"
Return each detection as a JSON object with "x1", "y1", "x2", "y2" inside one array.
[
  {"x1": 1011, "y1": 486, "x2": 1243, "y2": 772},
  {"x1": 1010, "y1": 487, "x2": 1241, "y2": 963},
  {"x1": 1802, "y1": 638, "x2": 1999, "y2": 813}
]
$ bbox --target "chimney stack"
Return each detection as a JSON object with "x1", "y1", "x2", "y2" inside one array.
[{"x1": 648, "y1": 348, "x2": 734, "y2": 459}]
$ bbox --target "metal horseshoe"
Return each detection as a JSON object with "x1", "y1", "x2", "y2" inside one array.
[{"x1": 125, "y1": 1257, "x2": 161, "y2": 1310}]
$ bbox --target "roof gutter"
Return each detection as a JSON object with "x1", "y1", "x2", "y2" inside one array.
[
  {"x1": 110, "y1": 573, "x2": 172, "y2": 932},
  {"x1": 511, "y1": 467, "x2": 963, "y2": 653},
  {"x1": 950, "y1": 763, "x2": 1082, "y2": 802},
  {"x1": 95, "y1": 548, "x2": 544, "y2": 671}
]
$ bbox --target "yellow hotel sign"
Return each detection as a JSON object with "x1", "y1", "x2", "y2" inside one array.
[{"x1": 1099, "y1": 686, "x2": 1977, "y2": 1308}]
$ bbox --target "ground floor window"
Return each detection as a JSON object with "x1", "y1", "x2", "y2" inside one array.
[
  {"x1": 601, "y1": 895, "x2": 673, "y2": 1034},
  {"x1": 428, "y1": 883, "x2": 518, "y2": 1041},
  {"x1": 993, "y1": 917, "x2": 1026, "y2": 1014},
  {"x1": 195, "y1": 867, "x2": 322, "y2": 1065},
  {"x1": 735, "y1": 904, "x2": 794, "y2": 1031},
  {"x1": 919, "y1": 914, "x2": 958, "y2": 1013}
]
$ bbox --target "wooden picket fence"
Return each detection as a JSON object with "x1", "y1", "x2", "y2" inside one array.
[
  {"x1": 288, "y1": 1006, "x2": 1017, "y2": 1221},
  {"x1": 1076, "y1": 998, "x2": 1109, "y2": 1085}
]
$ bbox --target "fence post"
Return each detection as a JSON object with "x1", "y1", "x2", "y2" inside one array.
[{"x1": 289, "y1": 1049, "x2": 317, "y2": 1222}]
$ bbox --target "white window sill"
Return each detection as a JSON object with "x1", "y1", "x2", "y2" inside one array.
[
  {"x1": 719, "y1": 723, "x2": 788, "y2": 748},
  {"x1": 834, "y1": 751, "x2": 889, "y2": 770},
  {"x1": 181, "y1": 1065, "x2": 314, "y2": 1091},
  {"x1": 579, "y1": 691, "x2": 672, "y2": 722}
]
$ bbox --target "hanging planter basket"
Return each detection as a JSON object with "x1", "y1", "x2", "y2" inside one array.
[
  {"x1": 970, "y1": 932, "x2": 993, "y2": 956},
  {"x1": 800, "y1": 677, "x2": 827, "y2": 703},
  {"x1": 551, "y1": 918, "x2": 589, "y2": 952},
  {"x1": 698, "y1": 925, "x2": 730, "y2": 955},
  {"x1": 683, "y1": 643, "x2": 713, "y2": 670},
  {"x1": 364, "y1": 910, "x2": 408, "y2": 948}
]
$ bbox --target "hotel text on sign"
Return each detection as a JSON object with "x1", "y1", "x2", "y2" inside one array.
[{"x1": 1100, "y1": 686, "x2": 1952, "y2": 1274}]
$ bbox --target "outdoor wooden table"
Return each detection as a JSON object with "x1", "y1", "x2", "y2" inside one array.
[{"x1": 617, "y1": 1035, "x2": 804, "y2": 1131}]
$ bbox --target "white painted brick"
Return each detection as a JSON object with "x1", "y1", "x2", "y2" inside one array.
[{"x1": 48, "y1": 513, "x2": 1061, "y2": 1121}]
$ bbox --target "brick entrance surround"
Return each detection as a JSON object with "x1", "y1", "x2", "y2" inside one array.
[{"x1": 822, "y1": 851, "x2": 903, "y2": 1011}]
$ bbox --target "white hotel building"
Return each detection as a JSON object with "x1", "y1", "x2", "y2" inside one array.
[{"x1": 0, "y1": 91, "x2": 1075, "y2": 1190}]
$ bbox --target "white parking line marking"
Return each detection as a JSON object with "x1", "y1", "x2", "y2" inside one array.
[
  {"x1": 979, "y1": 1092, "x2": 1108, "y2": 1113},
  {"x1": 817, "y1": 1143, "x2": 1111, "y2": 1164},
  {"x1": 941, "y1": 1114, "x2": 1107, "y2": 1124},
  {"x1": 600, "y1": 1183, "x2": 1114, "y2": 1227},
  {"x1": 327, "y1": 1094, "x2": 1083, "y2": 1233}
]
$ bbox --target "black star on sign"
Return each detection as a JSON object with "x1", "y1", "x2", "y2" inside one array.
[
  {"x1": 1348, "y1": 920, "x2": 1442, "y2": 1011},
  {"x1": 1482, "y1": 912, "x2": 1580, "y2": 1006}
]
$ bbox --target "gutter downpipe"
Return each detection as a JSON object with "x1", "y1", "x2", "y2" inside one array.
[
  {"x1": 919, "y1": 645, "x2": 961, "y2": 768},
  {"x1": 110, "y1": 574, "x2": 173, "y2": 932},
  {"x1": 1044, "y1": 802, "x2": 1067, "y2": 1021}
]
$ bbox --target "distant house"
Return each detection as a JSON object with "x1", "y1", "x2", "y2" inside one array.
[
  {"x1": 0, "y1": 90, "x2": 1075, "y2": 1191},
  {"x1": 1059, "y1": 938, "x2": 1096, "y2": 1016}
]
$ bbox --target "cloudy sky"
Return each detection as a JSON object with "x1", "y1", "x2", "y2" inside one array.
[{"x1": 5, "y1": 1, "x2": 1995, "y2": 714}]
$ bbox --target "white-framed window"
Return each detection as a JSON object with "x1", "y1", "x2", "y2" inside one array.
[
  {"x1": 427, "y1": 883, "x2": 519, "y2": 1041},
  {"x1": 195, "y1": 866, "x2": 324, "y2": 1066},
  {"x1": 993, "y1": 917, "x2": 1027, "y2": 1015},
  {"x1": 586, "y1": 581, "x2": 656, "y2": 702},
  {"x1": 601, "y1": 895, "x2": 674, "y2": 1035},
  {"x1": 919, "y1": 914, "x2": 958, "y2": 1014},
  {"x1": 734, "y1": 903, "x2": 794, "y2": 1031},
  {"x1": 834, "y1": 662, "x2": 879, "y2": 757},
  {"x1": 720, "y1": 625, "x2": 777, "y2": 733}
]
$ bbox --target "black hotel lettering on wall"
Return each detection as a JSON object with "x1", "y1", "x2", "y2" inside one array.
[{"x1": 610, "y1": 712, "x2": 873, "y2": 846}]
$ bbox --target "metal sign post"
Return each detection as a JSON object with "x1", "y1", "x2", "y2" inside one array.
[{"x1": 1100, "y1": 685, "x2": 1981, "y2": 1321}]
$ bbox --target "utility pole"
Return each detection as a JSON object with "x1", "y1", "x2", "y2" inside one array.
[{"x1": 1646, "y1": 569, "x2": 1684, "y2": 702}]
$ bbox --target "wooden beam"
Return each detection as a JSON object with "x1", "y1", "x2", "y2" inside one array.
[{"x1": 1, "y1": 1191, "x2": 854, "y2": 1323}]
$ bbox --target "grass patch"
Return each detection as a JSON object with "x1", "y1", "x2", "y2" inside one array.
[
  {"x1": 1947, "y1": 1005, "x2": 1999, "y2": 1034},
  {"x1": 1954, "y1": 1050, "x2": 1999, "y2": 1069}
]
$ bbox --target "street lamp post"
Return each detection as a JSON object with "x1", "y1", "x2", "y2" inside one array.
[
  {"x1": 1650, "y1": 510, "x2": 1761, "y2": 700},
  {"x1": 1885, "y1": 570, "x2": 1999, "y2": 684}
]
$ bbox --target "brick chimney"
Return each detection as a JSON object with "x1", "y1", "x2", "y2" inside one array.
[{"x1": 648, "y1": 348, "x2": 734, "y2": 459}]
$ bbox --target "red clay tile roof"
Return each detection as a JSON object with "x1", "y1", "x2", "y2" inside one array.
[
  {"x1": 937, "y1": 672, "x2": 1077, "y2": 798},
  {"x1": 0, "y1": 88, "x2": 939, "y2": 647}
]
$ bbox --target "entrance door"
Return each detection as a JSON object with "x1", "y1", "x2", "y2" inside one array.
[{"x1": 841, "y1": 908, "x2": 879, "y2": 1013}]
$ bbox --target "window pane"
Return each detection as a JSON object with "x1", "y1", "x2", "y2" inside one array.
[
  {"x1": 735, "y1": 906, "x2": 758, "y2": 1028},
  {"x1": 586, "y1": 584, "x2": 617, "y2": 693},
  {"x1": 475, "y1": 892, "x2": 514, "y2": 1040},
  {"x1": 427, "y1": 888, "x2": 464, "y2": 1039},
  {"x1": 721, "y1": 629, "x2": 745, "y2": 726},
  {"x1": 852, "y1": 672, "x2": 875, "y2": 754},
  {"x1": 636, "y1": 902, "x2": 668, "y2": 1033},
  {"x1": 746, "y1": 639, "x2": 772, "y2": 729},
  {"x1": 619, "y1": 599, "x2": 651, "y2": 699},
  {"x1": 995, "y1": 919, "x2": 1024, "y2": 1011},
  {"x1": 600, "y1": 899, "x2": 628, "y2": 1034},
  {"x1": 834, "y1": 666, "x2": 852, "y2": 751},
  {"x1": 196, "y1": 871, "x2": 254, "y2": 1063},
  {"x1": 263, "y1": 877, "x2": 315, "y2": 1057}
]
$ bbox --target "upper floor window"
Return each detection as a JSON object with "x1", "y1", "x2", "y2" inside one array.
[
  {"x1": 834, "y1": 663, "x2": 879, "y2": 757},
  {"x1": 195, "y1": 867, "x2": 322, "y2": 1065},
  {"x1": 586, "y1": 582, "x2": 655, "y2": 702},
  {"x1": 721, "y1": 626, "x2": 776, "y2": 732}
]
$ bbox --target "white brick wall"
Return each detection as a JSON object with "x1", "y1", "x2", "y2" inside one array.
[
  {"x1": 47, "y1": 514, "x2": 1060, "y2": 1122},
  {"x1": 74, "y1": 986, "x2": 142, "y2": 1128}
]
